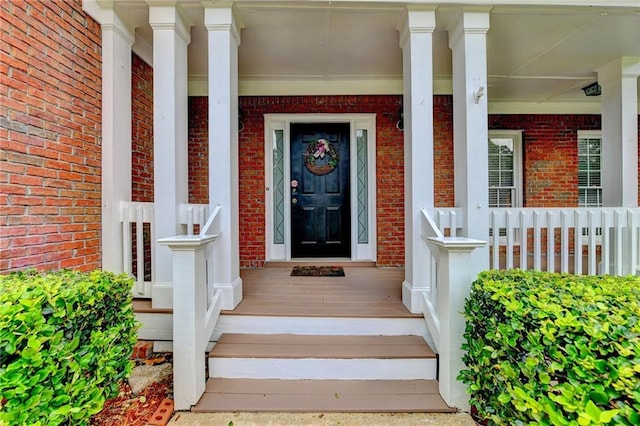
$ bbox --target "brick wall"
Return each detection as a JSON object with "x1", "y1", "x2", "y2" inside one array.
[
  {"x1": 131, "y1": 54, "x2": 153, "y2": 202},
  {"x1": 434, "y1": 95, "x2": 454, "y2": 207},
  {"x1": 130, "y1": 54, "x2": 154, "y2": 279},
  {"x1": 0, "y1": 0, "x2": 102, "y2": 272},
  {"x1": 188, "y1": 97, "x2": 208, "y2": 204}
]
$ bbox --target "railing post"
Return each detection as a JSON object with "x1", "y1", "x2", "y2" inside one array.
[
  {"x1": 426, "y1": 236, "x2": 486, "y2": 411},
  {"x1": 158, "y1": 235, "x2": 218, "y2": 410}
]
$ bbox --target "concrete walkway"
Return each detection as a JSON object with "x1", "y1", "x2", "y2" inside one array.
[{"x1": 168, "y1": 412, "x2": 476, "y2": 425}]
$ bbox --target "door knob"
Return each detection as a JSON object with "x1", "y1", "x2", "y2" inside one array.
[{"x1": 292, "y1": 198, "x2": 298, "y2": 204}]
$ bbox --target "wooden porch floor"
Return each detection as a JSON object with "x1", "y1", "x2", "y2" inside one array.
[{"x1": 226, "y1": 265, "x2": 419, "y2": 318}]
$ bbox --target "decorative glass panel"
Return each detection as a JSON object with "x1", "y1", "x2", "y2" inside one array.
[
  {"x1": 273, "y1": 129, "x2": 285, "y2": 244},
  {"x1": 356, "y1": 129, "x2": 368, "y2": 244}
]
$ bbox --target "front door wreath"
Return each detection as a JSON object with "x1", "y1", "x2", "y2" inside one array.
[{"x1": 304, "y1": 138, "x2": 339, "y2": 176}]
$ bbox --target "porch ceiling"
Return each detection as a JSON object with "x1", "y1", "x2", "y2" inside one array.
[{"x1": 117, "y1": 1, "x2": 640, "y2": 108}]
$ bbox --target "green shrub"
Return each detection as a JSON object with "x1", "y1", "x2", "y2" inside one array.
[
  {"x1": 0, "y1": 270, "x2": 139, "y2": 426},
  {"x1": 459, "y1": 270, "x2": 640, "y2": 425}
]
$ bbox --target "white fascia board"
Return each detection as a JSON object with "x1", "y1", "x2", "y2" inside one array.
[
  {"x1": 190, "y1": 75, "x2": 457, "y2": 97},
  {"x1": 189, "y1": 77, "x2": 637, "y2": 114},
  {"x1": 488, "y1": 100, "x2": 603, "y2": 114},
  {"x1": 231, "y1": 0, "x2": 640, "y2": 8}
]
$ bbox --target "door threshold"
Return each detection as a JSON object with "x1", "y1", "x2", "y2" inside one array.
[{"x1": 266, "y1": 260, "x2": 376, "y2": 268}]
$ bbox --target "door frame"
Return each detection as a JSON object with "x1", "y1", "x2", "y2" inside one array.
[{"x1": 264, "y1": 114, "x2": 377, "y2": 262}]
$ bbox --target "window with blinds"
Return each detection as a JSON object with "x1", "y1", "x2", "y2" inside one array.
[
  {"x1": 488, "y1": 130, "x2": 523, "y2": 239},
  {"x1": 577, "y1": 132, "x2": 602, "y2": 207},
  {"x1": 488, "y1": 130, "x2": 522, "y2": 208}
]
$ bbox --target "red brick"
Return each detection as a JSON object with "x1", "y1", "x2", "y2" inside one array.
[
  {"x1": 130, "y1": 341, "x2": 153, "y2": 360},
  {"x1": 148, "y1": 399, "x2": 174, "y2": 426}
]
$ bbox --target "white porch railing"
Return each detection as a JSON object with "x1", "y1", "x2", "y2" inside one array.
[
  {"x1": 158, "y1": 204, "x2": 223, "y2": 410},
  {"x1": 421, "y1": 206, "x2": 640, "y2": 409},
  {"x1": 434, "y1": 207, "x2": 640, "y2": 277},
  {"x1": 120, "y1": 201, "x2": 223, "y2": 409},
  {"x1": 119, "y1": 202, "x2": 210, "y2": 297},
  {"x1": 419, "y1": 208, "x2": 485, "y2": 410},
  {"x1": 120, "y1": 202, "x2": 155, "y2": 297}
]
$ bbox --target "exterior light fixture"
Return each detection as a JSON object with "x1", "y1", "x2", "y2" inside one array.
[
  {"x1": 473, "y1": 86, "x2": 485, "y2": 103},
  {"x1": 238, "y1": 107, "x2": 244, "y2": 132},
  {"x1": 396, "y1": 106, "x2": 404, "y2": 131},
  {"x1": 582, "y1": 82, "x2": 601, "y2": 97}
]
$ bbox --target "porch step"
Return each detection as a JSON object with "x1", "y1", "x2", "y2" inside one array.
[
  {"x1": 193, "y1": 379, "x2": 455, "y2": 413},
  {"x1": 208, "y1": 334, "x2": 437, "y2": 380},
  {"x1": 210, "y1": 334, "x2": 435, "y2": 359}
]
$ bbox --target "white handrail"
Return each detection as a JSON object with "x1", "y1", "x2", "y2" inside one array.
[
  {"x1": 199, "y1": 203, "x2": 222, "y2": 237},
  {"x1": 421, "y1": 208, "x2": 444, "y2": 239}
]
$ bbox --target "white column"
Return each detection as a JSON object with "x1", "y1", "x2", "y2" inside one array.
[
  {"x1": 149, "y1": 3, "x2": 191, "y2": 308},
  {"x1": 82, "y1": 1, "x2": 134, "y2": 273},
  {"x1": 597, "y1": 57, "x2": 640, "y2": 207},
  {"x1": 448, "y1": 8, "x2": 491, "y2": 270},
  {"x1": 204, "y1": 4, "x2": 242, "y2": 309},
  {"x1": 398, "y1": 7, "x2": 436, "y2": 314}
]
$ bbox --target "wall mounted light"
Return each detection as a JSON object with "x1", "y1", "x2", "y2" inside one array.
[
  {"x1": 582, "y1": 82, "x2": 601, "y2": 97},
  {"x1": 473, "y1": 86, "x2": 485, "y2": 104},
  {"x1": 384, "y1": 101, "x2": 404, "y2": 131},
  {"x1": 238, "y1": 107, "x2": 244, "y2": 132},
  {"x1": 396, "y1": 106, "x2": 404, "y2": 131}
]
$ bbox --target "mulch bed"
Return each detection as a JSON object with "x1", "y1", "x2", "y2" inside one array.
[
  {"x1": 291, "y1": 266, "x2": 345, "y2": 277},
  {"x1": 90, "y1": 355, "x2": 174, "y2": 426}
]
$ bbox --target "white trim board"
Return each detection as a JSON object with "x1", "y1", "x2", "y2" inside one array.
[
  {"x1": 264, "y1": 114, "x2": 377, "y2": 262},
  {"x1": 209, "y1": 358, "x2": 437, "y2": 380}
]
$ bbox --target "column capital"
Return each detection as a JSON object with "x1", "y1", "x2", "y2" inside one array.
[
  {"x1": 82, "y1": 0, "x2": 135, "y2": 45},
  {"x1": 398, "y1": 7, "x2": 436, "y2": 50},
  {"x1": 148, "y1": 3, "x2": 191, "y2": 45},
  {"x1": 204, "y1": 4, "x2": 243, "y2": 46},
  {"x1": 447, "y1": 7, "x2": 491, "y2": 49}
]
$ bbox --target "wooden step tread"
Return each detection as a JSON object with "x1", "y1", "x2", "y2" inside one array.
[
  {"x1": 193, "y1": 379, "x2": 455, "y2": 413},
  {"x1": 133, "y1": 299, "x2": 172, "y2": 314},
  {"x1": 210, "y1": 334, "x2": 435, "y2": 359}
]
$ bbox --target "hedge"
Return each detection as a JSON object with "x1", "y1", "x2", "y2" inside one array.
[
  {"x1": 459, "y1": 270, "x2": 640, "y2": 425},
  {"x1": 0, "y1": 270, "x2": 139, "y2": 426}
]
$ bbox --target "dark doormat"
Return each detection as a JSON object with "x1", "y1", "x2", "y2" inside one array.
[{"x1": 291, "y1": 266, "x2": 345, "y2": 277}]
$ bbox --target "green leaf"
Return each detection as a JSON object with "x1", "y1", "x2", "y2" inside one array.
[
  {"x1": 498, "y1": 393, "x2": 511, "y2": 404},
  {"x1": 584, "y1": 400, "x2": 601, "y2": 422},
  {"x1": 588, "y1": 390, "x2": 609, "y2": 405},
  {"x1": 598, "y1": 409, "x2": 620, "y2": 424}
]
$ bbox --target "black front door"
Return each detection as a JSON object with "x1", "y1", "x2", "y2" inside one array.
[{"x1": 290, "y1": 123, "x2": 350, "y2": 258}]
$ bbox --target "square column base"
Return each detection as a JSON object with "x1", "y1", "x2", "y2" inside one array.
[
  {"x1": 215, "y1": 277, "x2": 243, "y2": 310},
  {"x1": 402, "y1": 280, "x2": 427, "y2": 314}
]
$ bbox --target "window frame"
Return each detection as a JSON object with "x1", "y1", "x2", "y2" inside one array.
[
  {"x1": 577, "y1": 130, "x2": 603, "y2": 208},
  {"x1": 488, "y1": 129, "x2": 523, "y2": 209}
]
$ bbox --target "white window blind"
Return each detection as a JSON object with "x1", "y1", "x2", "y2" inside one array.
[
  {"x1": 488, "y1": 130, "x2": 522, "y2": 208},
  {"x1": 577, "y1": 131, "x2": 602, "y2": 207}
]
